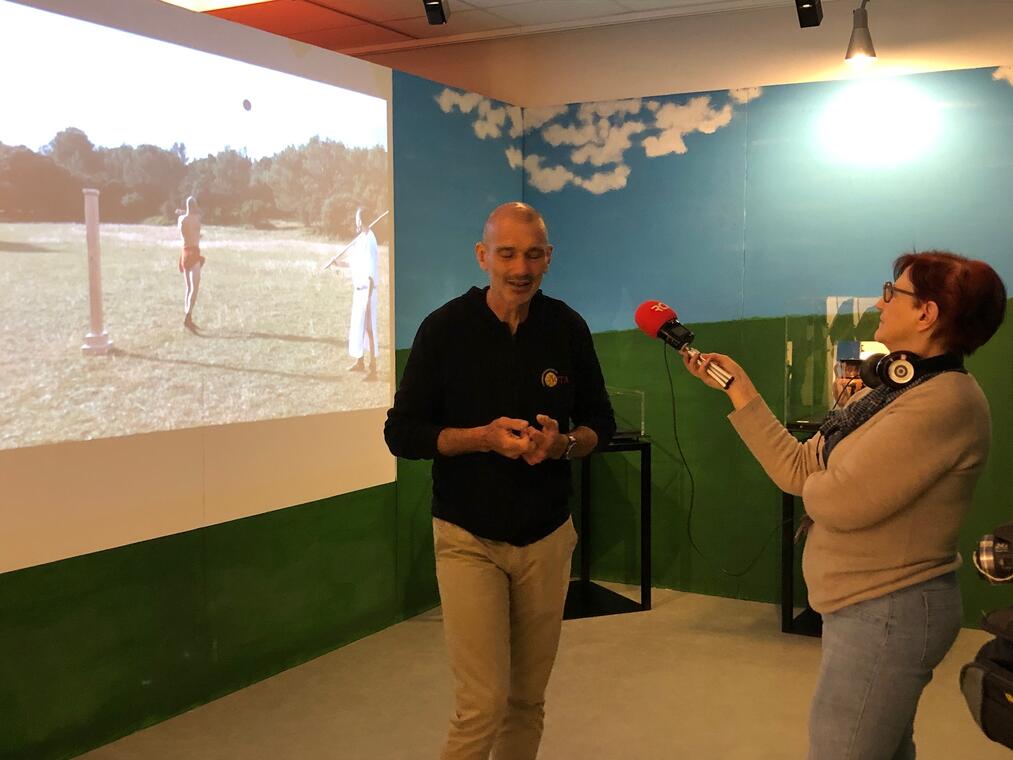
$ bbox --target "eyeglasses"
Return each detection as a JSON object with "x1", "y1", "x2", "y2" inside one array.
[{"x1": 882, "y1": 281, "x2": 918, "y2": 303}]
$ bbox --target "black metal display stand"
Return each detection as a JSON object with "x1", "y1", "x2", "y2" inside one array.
[
  {"x1": 781, "y1": 422, "x2": 822, "y2": 637},
  {"x1": 564, "y1": 438, "x2": 651, "y2": 620}
]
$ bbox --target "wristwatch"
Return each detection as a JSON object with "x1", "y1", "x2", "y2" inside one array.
[{"x1": 562, "y1": 433, "x2": 578, "y2": 461}]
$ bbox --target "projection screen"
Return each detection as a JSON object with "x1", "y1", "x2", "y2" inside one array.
[{"x1": 0, "y1": 0, "x2": 396, "y2": 572}]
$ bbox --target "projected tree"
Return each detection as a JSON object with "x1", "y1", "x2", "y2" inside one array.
[{"x1": 0, "y1": 129, "x2": 386, "y2": 237}]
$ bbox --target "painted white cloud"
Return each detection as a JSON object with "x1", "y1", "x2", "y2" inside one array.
[
  {"x1": 436, "y1": 89, "x2": 483, "y2": 115},
  {"x1": 542, "y1": 122, "x2": 598, "y2": 147},
  {"x1": 505, "y1": 146, "x2": 523, "y2": 170},
  {"x1": 530, "y1": 93, "x2": 737, "y2": 192},
  {"x1": 506, "y1": 105, "x2": 523, "y2": 138},
  {"x1": 473, "y1": 100, "x2": 507, "y2": 139},
  {"x1": 577, "y1": 98, "x2": 643, "y2": 121},
  {"x1": 575, "y1": 165, "x2": 631, "y2": 194},
  {"x1": 730, "y1": 86, "x2": 763, "y2": 104},
  {"x1": 523, "y1": 105, "x2": 569, "y2": 132},
  {"x1": 571, "y1": 121, "x2": 646, "y2": 166},
  {"x1": 642, "y1": 96, "x2": 734, "y2": 157},
  {"x1": 994, "y1": 66, "x2": 1013, "y2": 86},
  {"x1": 523, "y1": 154, "x2": 575, "y2": 193},
  {"x1": 437, "y1": 86, "x2": 760, "y2": 195},
  {"x1": 537, "y1": 96, "x2": 647, "y2": 173},
  {"x1": 436, "y1": 87, "x2": 523, "y2": 142}
]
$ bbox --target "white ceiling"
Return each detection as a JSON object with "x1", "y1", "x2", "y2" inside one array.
[{"x1": 205, "y1": 0, "x2": 798, "y2": 55}]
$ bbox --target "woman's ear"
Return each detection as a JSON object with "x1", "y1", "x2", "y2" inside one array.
[{"x1": 918, "y1": 299, "x2": 940, "y2": 333}]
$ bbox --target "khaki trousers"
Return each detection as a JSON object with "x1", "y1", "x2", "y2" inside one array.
[{"x1": 434, "y1": 516, "x2": 577, "y2": 760}]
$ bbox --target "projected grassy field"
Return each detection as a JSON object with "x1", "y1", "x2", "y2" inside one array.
[{"x1": 0, "y1": 221, "x2": 390, "y2": 450}]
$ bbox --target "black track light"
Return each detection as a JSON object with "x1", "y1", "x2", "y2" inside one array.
[
  {"x1": 423, "y1": 0, "x2": 450, "y2": 26},
  {"x1": 795, "y1": 0, "x2": 823, "y2": 28}
]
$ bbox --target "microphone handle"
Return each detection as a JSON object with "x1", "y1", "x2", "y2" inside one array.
[
  {"x1": 683, "y1": 347, "x2": 734, "y2": 389},
  {"x1": 706, "y1": 361, "x2": 734, "y2": 389}
]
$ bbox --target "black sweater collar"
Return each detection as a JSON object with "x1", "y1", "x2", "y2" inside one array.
[{"x1": 466, "y1": 286, "x2": 545, "y2": 331}]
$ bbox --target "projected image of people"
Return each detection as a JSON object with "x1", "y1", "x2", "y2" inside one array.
[
  {"x1": 0, "y1": 2, "x2": 392, "y2": 450},
  {"x1": 323, "y1": 206, "x2": 381, "y2": 380},
  {"x1": 177, "y1": 195, "x2": 205, "y2": 332}
]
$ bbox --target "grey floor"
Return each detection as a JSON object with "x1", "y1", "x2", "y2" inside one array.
[{"x1": 81, "y1": 585, "x2": 1009, "y2": 759}]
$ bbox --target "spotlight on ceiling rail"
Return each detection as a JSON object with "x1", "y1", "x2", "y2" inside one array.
[
  {"x1": 795, "y1": 0, "x2": 823, "y2": 28},
  {"x1": 423, "y1": 0, "x2": 450, "y2": 26}
]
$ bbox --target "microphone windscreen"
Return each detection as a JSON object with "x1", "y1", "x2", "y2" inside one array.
[{"x1": 635, "y1": 300, "x2": 678, "y2": 337}]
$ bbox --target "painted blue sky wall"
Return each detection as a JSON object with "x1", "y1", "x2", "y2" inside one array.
[
  {"x1": 521, "y1": 89, "x2": 754, "y2": 330},
  {"x1": 413, "y1": 65, "x2": 1013, "y2": 336},
  {"x1": 392, "y1": 72, "x2": 522, "y2": 348},
  {"x1": 743, "y1": 67, "x2": 1013, "y2": 321}
]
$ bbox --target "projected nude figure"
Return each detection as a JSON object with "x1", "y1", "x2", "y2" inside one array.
[
  {"x1": 346, "y1": 207, "x2": 379, "y2": 379},
  {"x1": 177, "y1": 195, "x2": 205, "y2": 332}
]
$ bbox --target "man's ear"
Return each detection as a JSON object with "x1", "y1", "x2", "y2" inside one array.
[
  {"x1": 475, "y1": 241, "x2": 488, "y2": 271},
  {"x1": 544, "y1": 245, "x2": 554, "y2": 269}
]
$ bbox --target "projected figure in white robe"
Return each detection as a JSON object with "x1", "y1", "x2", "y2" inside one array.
[{"x1": 346, "y1": 207, "x2": 379, "y2": 380}]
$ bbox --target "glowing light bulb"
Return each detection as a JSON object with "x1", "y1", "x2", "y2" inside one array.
[{"x1": 818, "y1": 80, "x2": 940, "y2": 166}]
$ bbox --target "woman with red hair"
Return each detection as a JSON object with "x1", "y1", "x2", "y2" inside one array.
[{"x1": 684, "y1": 251, "x2": 1007, "y2": 760}]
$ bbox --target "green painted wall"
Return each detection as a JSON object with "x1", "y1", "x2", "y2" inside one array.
[
  {"x1": 393, "y1": 349, "x2": 440, "y2": 617},
  {"x1": 585, "y1": 318, "x2": 787, "y2": 603},
  {"x1": 0, "y1": 482, "x2": 426, "y2": 760}
]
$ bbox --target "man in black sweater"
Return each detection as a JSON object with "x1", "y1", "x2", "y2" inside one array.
[{"x1": 384, "y1": 202, "x2": 614, "y2": 760}]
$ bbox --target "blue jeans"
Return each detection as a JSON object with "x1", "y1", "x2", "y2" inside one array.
[{"x1": 808, "y1": 572, "x2": 963, "y2": 760}]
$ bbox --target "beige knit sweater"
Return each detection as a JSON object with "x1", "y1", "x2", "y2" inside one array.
[{"x1": 728, "y1": 372, "x2": 991, "y2": 613}]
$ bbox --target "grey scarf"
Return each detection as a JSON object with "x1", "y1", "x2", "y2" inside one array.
[{"x1": 818, "y1": 357, "x2": 965, "y2": 465}]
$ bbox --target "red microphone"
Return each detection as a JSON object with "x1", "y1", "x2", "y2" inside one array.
[
  {"x1": 634, "y1": 300, "x2": 734, "y2": 388},
  {"x1": 635, "y1": 301, "x2": 693, "y2": 348}
]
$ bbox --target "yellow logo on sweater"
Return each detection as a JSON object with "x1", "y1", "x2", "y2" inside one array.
[{"x1": 541, "y1": 369, "x2": 569, "y2": 388}]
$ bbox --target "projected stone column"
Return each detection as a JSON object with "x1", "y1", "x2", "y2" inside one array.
[{"x1": 81, "y1": 188, "x2": 113, "y2": 355}]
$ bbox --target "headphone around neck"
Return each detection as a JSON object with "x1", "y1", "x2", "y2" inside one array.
[{"x1": 859, "y1": 351, "x2": 964, "y2": 390}]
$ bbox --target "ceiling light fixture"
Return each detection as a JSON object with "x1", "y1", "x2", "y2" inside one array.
[
  {"x1": 794, "y1": 0, "x2": 823, "y2": 29},
  {"x1": 158, "y1": 1, "x2": 270, "y2": 11},
  {"x1": 423, "y1": 0, "x2": 450, "y2": 26},
  {"x1": 845, "y1": 0, "x2": 876, "y2": 63}
]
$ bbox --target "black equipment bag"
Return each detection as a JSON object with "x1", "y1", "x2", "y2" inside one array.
[{"x1": 960, "y1": 608, "x2": 1013, "y2": 749}]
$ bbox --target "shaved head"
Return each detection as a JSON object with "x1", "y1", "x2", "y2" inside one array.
[{"x1": 482, "y1": 202, "x2": 549, "y2": 245}]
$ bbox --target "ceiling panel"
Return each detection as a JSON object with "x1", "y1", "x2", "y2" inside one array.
[
  {"x1": 383, "y1": 9, "x2": 516, "y2": 38},
  {"x1": 208, "y1": 0, "x2": 359, "y2": 33},
  {"x1": 613, "y1": 0, "x2": 677, "y2": 8},
  {"x1": 291, "y1": 23, "x2": 413, "y2": 48},
  {"x1": 461, "y1": 0, "x2": 539, "y2": 7},
  {"x1": 198, "y1": 0, "x2": 793, "y2": 53},
  {"x1": 614, "y1": 0, "x2": 788, "y2": 10},
  {"x1": 309, "y1": 0, "x2": 423, "y2": 22},
  {"x1": 310, "y1": 0, "x2": 479, "y2": 22},
  {"x1": 488, "y1": 0, "x2": 629, "y2": 26}
]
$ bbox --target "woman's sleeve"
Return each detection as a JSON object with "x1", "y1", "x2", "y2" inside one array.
[{"x1": 727, "y1": 395, "x2": 824, "y2": 496}]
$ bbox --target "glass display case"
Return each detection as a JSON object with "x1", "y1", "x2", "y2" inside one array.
[
  {"x1": 783, "y1": 295, "x2": 884, "y2": 426},
  {"x1": 606, "y1": 386, "x2": 645, "y2": 441}
]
